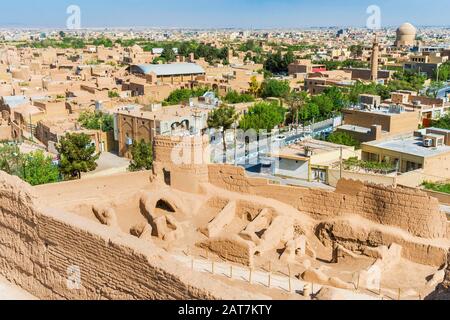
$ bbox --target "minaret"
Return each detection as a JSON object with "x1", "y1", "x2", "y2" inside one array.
[{"x1": 371, "y1": 34, "x2": 379, "y2": 82}]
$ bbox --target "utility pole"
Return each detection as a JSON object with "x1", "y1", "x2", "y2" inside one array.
[{"x1": 339, "y1": 146, "x2": 343, "y2": 180}]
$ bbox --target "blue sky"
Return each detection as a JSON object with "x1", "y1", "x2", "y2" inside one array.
[{"x1": 1, "y1": 0, "x2": 449, "y2": 29}]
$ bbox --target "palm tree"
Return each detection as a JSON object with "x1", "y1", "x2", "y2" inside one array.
[
  {"x1": 286, "y1": 91, "x2": 306, "y2": 133},
  {"x1": 207, "y1": 105, "x2": 238, "y2": 159}
]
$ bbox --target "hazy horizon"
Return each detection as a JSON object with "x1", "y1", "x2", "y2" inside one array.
[{"x1": 0, "y1": 0, "x2": 449, "y2": 29}]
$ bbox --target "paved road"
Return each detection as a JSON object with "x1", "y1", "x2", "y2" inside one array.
[
  {"x1": 436, "y1": 84, "x2": 450, "y2": 100},
  {"x1": 211, "y1": 119, "x2": 337, "y2": 166},
  {"x1": 82, "y1": 152, "x2": 130, "y2": 179}
]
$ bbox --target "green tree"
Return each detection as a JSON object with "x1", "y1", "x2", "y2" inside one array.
[
  {"x1": 56, "y1": 133, "x2": 99, "y2": 180},
  {"x1": 129, "y1": 140, "x2": 153, "y2": 172},
  {"x1": 161, "y1": 46, "x2": 177, "y2": 62},
  {"x1": 164, "y1": 87, "x2": 209, "y2": 105},
  {"x1": 78, "y1": 110, "x2": 114, "y2": 132},
  {"x1": 434, "y1": 61, "x2": 450, "y2": 82},
  {"x1": 108, "y1": 90, "x2": 120, "y2": 98},
  {"x1": 239, "y1": 102, "x2": 286, "y2": 132},
  {"x1": 0, "y1": 143, "x2": 21, "y2": 175},
  {"x1": 326, "y1": 132, "x2": 360, "y2": 148},
  {"x1": 349, "y1": 45, "x2": 364, "y2": 58},
  {"x1": 426, "y1": 81, "x2": 447, "y2": 98},
  {"x1": 207, "y1": 105, "x2": 238, "y2": 153},
  {"x1": 260, "y1": 79, "x2": 291, "y2": 98},
  {"x1": 223, "y1": 90, "x2": 255, "y2": 104},
  {"x1": 285, "y1": 91, "x2": 307, "y2": 130},
  {"x1": 390, "y1": 70, "x2": 427, "y2": 92},
  {"x1": 21, "y1": 151, "x2": 60, "y2": 186},
  {"x1": 431, "y1": 113, "x2": 450, "y2": 130},
  {"x1": 264, "y1": 50, "x2": 294, "y2": 74}
]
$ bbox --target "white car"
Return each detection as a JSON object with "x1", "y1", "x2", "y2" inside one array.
[{"x1": 273, "y1": 135, "x2": 286, "y2": 141}]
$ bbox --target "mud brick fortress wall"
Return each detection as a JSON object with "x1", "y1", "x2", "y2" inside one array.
[
  {"x1": 0, "y1": 172, "x2": 263, "y2": 300},
  {"x1": 208, "y1": 165, "x2": 447, "y2": 239}
]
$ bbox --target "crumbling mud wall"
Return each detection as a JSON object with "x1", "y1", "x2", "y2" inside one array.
[
  {"x1": 198, "y1": 236, "x2": 255, "y2": 267},
  {"x1": 427, "y1": 250, "x2": 450, "y2": 300},
  {"x1": 0, "y1": 172, "x2": 265, "y2": 300},
  {"x1": 208, "y1": 165, "x2": 447, "y2": 239}
]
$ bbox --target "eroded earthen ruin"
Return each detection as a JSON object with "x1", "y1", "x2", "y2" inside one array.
[{"x1": 0, "y1": 135, "x2": 449, "y2": 300}]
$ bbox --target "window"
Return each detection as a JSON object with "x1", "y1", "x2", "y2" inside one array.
[
  {"x1": 163, "y1": 169, "x2": 171, "y2": 186},
  {"x1": 405, "y1": 161, "x2": 421, "y2": 172}
]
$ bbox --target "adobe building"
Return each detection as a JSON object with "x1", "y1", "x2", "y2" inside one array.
[
  {"x1": 343, "y1": 67, "x2": 394, "y2": 83},
  {"x1": 123, "y1": 76, "x2": 177, "y2": 100},
  {"x1": 34, "y1": 117, "x2": 114, "y2": 154},
  {"x1": 115, "y1": 103, "x2": 209, "y2": 158},
  {"x1": 288, "y1": 59, "x2": 326, "y2": 76},
  {"x1": 361, "y1": 127, "x2": 450, "y2": 178},
  {"x1": 269, "y1": 138, "x2": 359, "y2": 183},
  {"x1": 404, "y1": 52, "x2": 448, "y2": 78},
  {"x1": 304, "y1": 70, "x2": 353, "y2": 95},
  {"x1": 129, "y1": 63, "x2": 206, "y2": 85},
  {"x1": 337, "y1": 104, "x2": 421, "y2": 142},
  {"x1": 391, "y1": 91, "x2": 449, "y2": 125}
]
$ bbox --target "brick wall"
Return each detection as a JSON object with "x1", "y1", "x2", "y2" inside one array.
[
  {"x1": 208, "y1": 165, "x2": 447, "y2": 239},
  {"x1": 0, "y1": 172, "x2": 264, "y2": 300}
]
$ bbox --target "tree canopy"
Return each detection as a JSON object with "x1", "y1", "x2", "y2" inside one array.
[
  {"x1": 431, "y1": 113, "x2": 450, "y2": 130},
  {"x1": 264, "y1": 50, "x2": 295, "y2": 74},
  {"x1": 223, "y1": 90, "x2": 255, "y2": 104},
  {"x1": 56, "y1": 133, "x2": 99, "y2": 180},
  {"x1": 326, "y1": 132, "x2": 360, "y2": 149},
  {"x1": 239, "y1": 102, "x2": 286, "y2": 132},
  {"x1": 0, "y1": 144, "x2": 59, "y2": 186},
  {"x1": 78, "y1": 110, "x2": 114, "y2": 132},
  {"x1": 129, "y1": 140, "x2": 153, "y2": 172},
  {"x1": 21, "y1": 151, "x2": 60, "y2": 186},
  {"x1": 207, "y1": 105, "x2": 238, "y2": 132},
  {"x1": 434, "y1": 61, "x2": 450, "y2": 82},
  {"x1": 260, "y1": 79, "x2": 291, "y2": 98},
  {"x1": 164, "y1": 87, "x2": 210, "y2": 106}
]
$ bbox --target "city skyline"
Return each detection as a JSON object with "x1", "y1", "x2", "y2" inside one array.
[{"x1": 0, "y1": 0, "x2": 449, "y2": 29}]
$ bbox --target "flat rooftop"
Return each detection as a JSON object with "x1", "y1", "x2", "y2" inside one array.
[
  {"x1": 363, "y1": 135, "x2": 450, "y2": 158},
  {"x1": 274, "y1": 138, "x2": 353, "y2": 160},
  {"x1": 116, "y1": 104, "x2": 209, "y2": 121},
  {"x1": 345, "y1": 105, "x2": 415, "y2": 116},
  {"x1": 339, "y1": 124, "x2": 372, "y2": 134}
]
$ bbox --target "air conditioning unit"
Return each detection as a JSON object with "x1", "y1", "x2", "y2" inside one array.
[{"x1": 423, "y1": 138, "x2": 433, "y2": 147}]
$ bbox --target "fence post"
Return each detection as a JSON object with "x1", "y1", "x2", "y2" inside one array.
[
  {"x1": 288, "y1": 264, "x2": 292, "y2": 293},
  {"x1": 303, "y1": 284, "x2": 311, "y2": 298},
  {"x1": 268, "y1": 262, "x2": 272, "y2": 288},
  {"x1": 356, "y1": 272, "x2": 360, "y2": 290}
]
